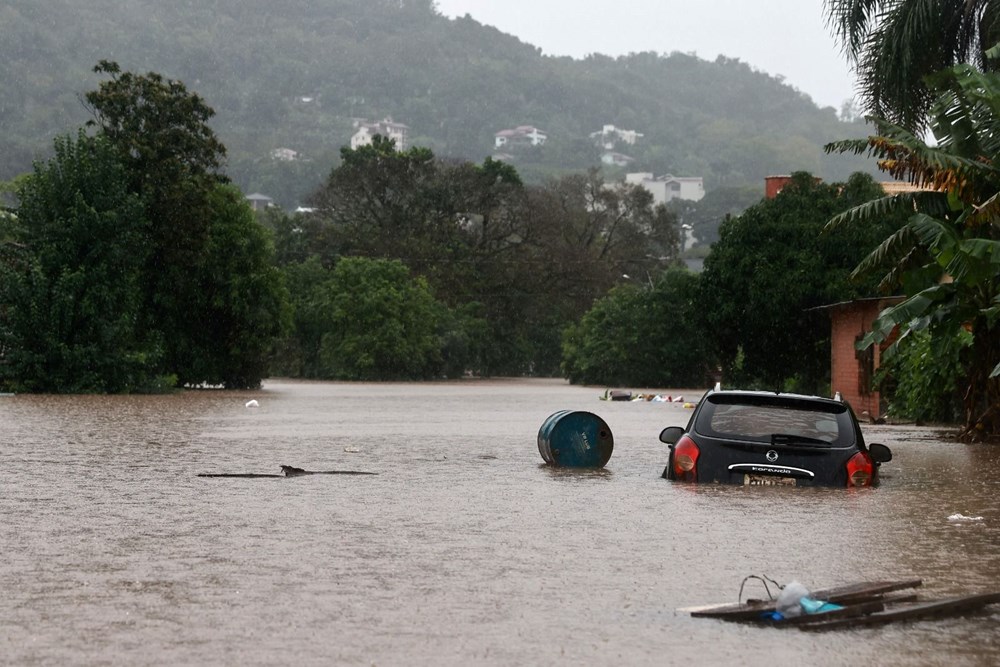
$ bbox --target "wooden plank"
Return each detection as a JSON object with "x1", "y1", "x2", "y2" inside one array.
[
  {"x1": 798, "y1": 592, "x2": 1000, "y2": 631},
  {"x1": 688, "y1": 579, "x2": 922, "y2": 620}
]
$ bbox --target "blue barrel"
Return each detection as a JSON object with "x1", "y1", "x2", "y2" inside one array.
[{"x1": 537, "y1": 410, "x2": 614, "y2": 468}]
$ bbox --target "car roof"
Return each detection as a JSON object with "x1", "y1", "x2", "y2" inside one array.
[{"x1": 704, "y1": 389, "x2": 845, "y2": 407}]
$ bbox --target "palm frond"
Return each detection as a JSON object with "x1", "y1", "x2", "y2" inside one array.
[
  {"x1": 850, "y1": 224, "x2": 918, "y2": 280},
  {"x1": 825, "y1": 193, "x2": 911, "y2": 231}
]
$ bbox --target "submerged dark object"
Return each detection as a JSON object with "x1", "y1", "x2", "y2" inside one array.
[
  {"x1": 537, "y1": 410, "x2": 614, "y2": 468},
  {"x1": 198, "y1": 465, "x2": 377, "y2": 478},
  {"x1": 279, "y1": 465, "x2": 376, "y2": 476}
]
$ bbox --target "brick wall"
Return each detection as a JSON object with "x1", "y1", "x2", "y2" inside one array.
[{"x1": 827, "y1": 300, "x2": 893, "y2": 419}]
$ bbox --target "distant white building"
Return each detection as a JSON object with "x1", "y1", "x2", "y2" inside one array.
[
  {"x1": 270, "y1": 147, "x2": 299, "y2": 161},
  {"x1": 625, "y1": 172, "x2": 705, "y2": 204},
  {"x1": 351, "y1": 117, "x2": 409, "y2": 151},
  {"x1": 494, "y1": 125, "x2": 547, "y2": 149},
  {"x1": 245, "y1": 193, "x2": 274, "y2": 211},
  {"x1": 590, "y1": 124, "x2": 643, "y2": 149},
  {"x1": 601, "y1": 151, "x2": 635, "y2": 167}
]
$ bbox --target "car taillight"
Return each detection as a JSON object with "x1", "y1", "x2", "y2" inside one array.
[
  {"x1": 846, "y1": 451, "x2": 874, "y2": 487},
  {"x1": 673, "y1": 435, "x2": 700, "y2": 481}
]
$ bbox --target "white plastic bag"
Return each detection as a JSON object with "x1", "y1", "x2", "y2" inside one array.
[{"x1": 775, "y1": 581, "x2": 811, "y2": 618}]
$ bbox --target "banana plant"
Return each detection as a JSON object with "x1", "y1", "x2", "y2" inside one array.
[{"x1": 826, "y1": 59, "x2": 1000, "y2": 438}]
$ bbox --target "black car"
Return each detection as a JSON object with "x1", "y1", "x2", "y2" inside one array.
[{"x1": 659, "y1": 387, "x2": 892, "y2": 487}]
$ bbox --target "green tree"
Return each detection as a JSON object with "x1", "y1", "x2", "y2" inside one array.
[
  {"x1": 699, "y1": 172, "x2": 894, "y2": 391},
  {"x1": 825, "y1": 0, "x2": 1000, "y2": 131},
  {"x1": 270, "y1": 256, "x2": 333, "y2": 378},
  {"x1": 317, "y1": 257, "x2": 450, "y2": 380},
  {"x1": 83, "y1": 61, "x2": 241, "y2": 384},
  {"x1": 175, "y1": 184, "x2": 291, "y2": 388},
  {"x1": 826, "y1": 61, "x2": 1000, "y2": 439},
  {"x1": 561, "y1": 268, "x2": 708, "y2": 387},
  {"x1": 78, "y1": 62, "x2": 287, "y2": 388},
  {"x1": 0, "y1": 132, "x2": 163, "y2": 392}
]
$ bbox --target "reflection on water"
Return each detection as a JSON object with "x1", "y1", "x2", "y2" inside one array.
[{"x1": 2, "y1": 379, "x2": 999, "y2": 666}]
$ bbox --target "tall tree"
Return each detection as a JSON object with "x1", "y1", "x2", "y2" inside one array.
[
  {"x1": 84, "y1": 61, "x2": 234, "y2": 382},
  {"x1": 699, "y1": 172, "x2": 893, "y2": 392},
  {"x1": 826, "y1": 0, "x2": 1000, "y2": 131},
  {"x1": 77, "y1": 62, "x2": 287, "y2": 388}
]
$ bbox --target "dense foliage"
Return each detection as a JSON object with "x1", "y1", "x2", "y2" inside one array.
[
  {"x1": 826, "y1": 61, "x2": 1000, "y2": 439},
  {"x1": 561, "y1": 268, "x2": 709, "y2": 387},
  {"x1": 0, "y1": 65, "x2": 289, "y2": 392},
  {"x1": 0, "y1": 133, "x2": 161, "y2": 392},
  {"x1": 1, "y1": 0, "x2": 877, "y2": 209},
  {"x1": 698, "y1": 172, "x2": 898, "y2": 392},
  {"x1": 826, "y1": 0, "x2": 1000, "y2": 132},
  {"x1": 269, "y1": 140, "x2": 683, "y2": 378}
]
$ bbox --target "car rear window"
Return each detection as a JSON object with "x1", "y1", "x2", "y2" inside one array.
[{"x1": 696, "y1": 394, "x2": 854, "y2": 446}]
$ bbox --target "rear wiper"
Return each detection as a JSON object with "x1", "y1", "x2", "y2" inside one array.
[{"x1": 770, "y1": 433, "x2": 831, "y2": 447}]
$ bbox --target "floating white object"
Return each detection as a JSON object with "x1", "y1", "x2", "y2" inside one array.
[
  {"x1": 245, "y1": 400, "x2": 259, "y2": 408},
  {"x1": 947, "y1": 513, "x2": 984, "y2": 521}
]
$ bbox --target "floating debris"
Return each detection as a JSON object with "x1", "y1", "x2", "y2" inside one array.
[{"x1": 686, "y1": 578, "x2": 1000, "y2": 630}]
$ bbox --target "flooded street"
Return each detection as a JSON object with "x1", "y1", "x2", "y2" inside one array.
[{"x1": 2, "y1": 379, "x2": 999, "y2": 666}]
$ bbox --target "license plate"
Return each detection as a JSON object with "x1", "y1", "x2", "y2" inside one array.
[{"x1": 744, "y1": 474, "x2": 796, "y2": 486}]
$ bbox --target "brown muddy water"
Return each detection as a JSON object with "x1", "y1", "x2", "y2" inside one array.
[{"x1": 2, "y1": 378, "x2": 999, "y2": 666}]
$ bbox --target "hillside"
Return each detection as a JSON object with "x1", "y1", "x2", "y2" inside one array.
[{"x1": 0, "y1": 0, "x2": 874, "y2": 208}]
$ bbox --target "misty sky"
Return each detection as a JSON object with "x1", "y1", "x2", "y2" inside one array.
[{"x1": 434, "y1": 0, "x2": 857, "y2": 112}]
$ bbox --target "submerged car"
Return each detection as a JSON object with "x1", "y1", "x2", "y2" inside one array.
[{"x1": 659, "y1": 387, "x2": 891, "y2": 487}]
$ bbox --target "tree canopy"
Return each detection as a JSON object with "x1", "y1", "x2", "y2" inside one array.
[
  {"x1": 825, "y1": 0, "x2": 1000, "y2": 131},
  {"x1": 0, "y1": 64, "x2": 289, "y2": 392},
  {"x1": 561, "y1": 268, "x2": 709, "y2": 387},
  {"x1": 0, "y1": 132, "x2": 160, "y2": 392},
  {"x1": 698, "y1": 171, "x2": 896, "y2": 392}
]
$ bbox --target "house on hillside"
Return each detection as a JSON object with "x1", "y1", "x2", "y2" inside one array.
[
  {"x1": 270, "y1": 147, "x2": 299, "y2": 161},
  {"x1": 351, "y1": 117, "x2": 409, "y2": 151},
  {"x1": 494, "y1": 125, "x2": 547, "y2": 149},
  {"x1": 601, "y1": 151, "x2": 635, "y2": 167},
  {"x1": 245, "y1": 193, "x2": 274, "y2": 211},
  {"x1": 590, "y1": 124, "x2": 643, "y2": 149},
  {"x1": 625, "y1": 172, "x2": 705, "y2": 204}
]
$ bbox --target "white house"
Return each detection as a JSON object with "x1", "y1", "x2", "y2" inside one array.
[
  {"x1": 245, "y1": 193, "x2": 274, "y2": 211},
  {"x1": 590, "y1": 124, "x2": 643, "y2": 149},
  {"x1": 600, "y1": 151, "x2": 635, "y2": 167},
  {"x1": 351, "y1": 117, "x2": 410, "y2": 151},
  {"x1": 625, "y1": 172, "x2": 705, "y2": 204},
  {"x1": 270, "y1": 147, "x2": 299, "y2": 161},
  {"x1": 494, "y1": 125, "x2": 547, "y2": 149}
]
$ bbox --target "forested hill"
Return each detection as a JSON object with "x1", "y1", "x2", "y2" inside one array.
[{"x1": 2, "y1": 0, "x2": 874, "y2": 207}]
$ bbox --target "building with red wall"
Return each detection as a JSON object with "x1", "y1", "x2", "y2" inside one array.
[{"x1": 815, "y1": 297, "x2": 903, "y2": 419}]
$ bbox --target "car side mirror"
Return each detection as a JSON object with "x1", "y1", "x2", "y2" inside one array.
[
  {"x1": 869, "y1": 443, "x2": 892, "y2": 463},
  {"x1": 659, "y1": 426, "x2": 685, "y2": 445}
]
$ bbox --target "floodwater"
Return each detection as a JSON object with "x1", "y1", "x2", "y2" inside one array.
[{"x1": 2, "y1": 379, "x2": 999, "y2": 666}]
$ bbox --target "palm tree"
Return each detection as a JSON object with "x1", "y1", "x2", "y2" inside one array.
[
  {"x1": 826, "y1": 0, "x2": 1000, "y2": 131},
  {"x1": 826, "y1": 59, "x2": 1000, "y2": 440}
]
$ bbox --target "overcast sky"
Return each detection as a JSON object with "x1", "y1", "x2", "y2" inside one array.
[{"x1": 433, "y1": 0, "x2": 857, "y2": 112}]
